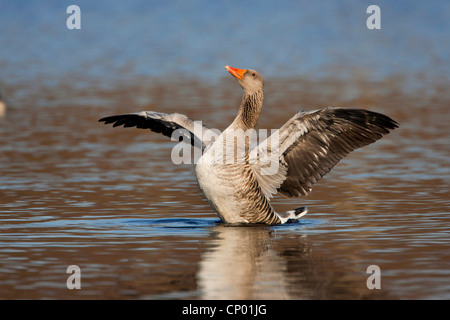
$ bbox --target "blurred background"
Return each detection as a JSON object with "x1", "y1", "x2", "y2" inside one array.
[
  {"x1": 0, "y1": 0, "x2": 449, "y2": 300},
  {"x1": 1, "y1": 0, "x2": 449, "y2": 85}
]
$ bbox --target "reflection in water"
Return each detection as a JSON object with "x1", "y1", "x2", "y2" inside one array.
[
  {"x1": 198, "y1": 226, "x2": 291, "y2": 299},
  {"x1": 197, "y1": 224, "x2": 393, "y2": 299}
]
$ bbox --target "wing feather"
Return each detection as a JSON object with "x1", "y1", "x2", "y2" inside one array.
[
  {"x1": 277, "y1": 107, "x2": 398, "y2": 197},
  {"x1": 250, "y1": 107, "x2": 398, "y2": 199},
  {"x1": 99, "y1": 111, "x2": 210, "y2": 150}
]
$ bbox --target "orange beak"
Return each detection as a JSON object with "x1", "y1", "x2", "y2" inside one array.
[{"x1": 225, "y1": 65, "x2": 246, "y2": 80}]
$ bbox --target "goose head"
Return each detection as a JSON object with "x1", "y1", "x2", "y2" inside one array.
[{"x1": 225, "y1": 65, "x2": 264, "y2": 94}]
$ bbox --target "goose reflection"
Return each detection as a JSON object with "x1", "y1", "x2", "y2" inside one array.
[
  {"x1": 196, "y1": 223, "x2": 393, "y2": 299},
  {"x1": 197, "y1": 225, "x2": 309, "y2": 299}
]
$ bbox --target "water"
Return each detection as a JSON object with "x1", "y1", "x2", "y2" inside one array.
[{"x1": 0, "y1": 1, "x2": 449, "y2": 300}]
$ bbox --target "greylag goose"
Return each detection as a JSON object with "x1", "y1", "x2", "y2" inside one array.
[
  {"x1": 99, "y1": 66, "x2": 398, "y2": 225},
  {"x1": 0, "y1": 90, "x2": 6, "y2": 118}
]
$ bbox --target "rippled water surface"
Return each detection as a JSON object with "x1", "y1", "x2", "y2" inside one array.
[{"x1": 0, "y1": 1, "x2": 449, "y2": 300}]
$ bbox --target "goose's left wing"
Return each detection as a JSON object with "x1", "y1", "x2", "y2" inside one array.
[{"x1": 251, "y1": 107, "x2": 398, "y2": 199}]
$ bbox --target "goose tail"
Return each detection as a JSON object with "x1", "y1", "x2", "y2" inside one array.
[{"x1": 277, "y1": 207, "x2": 308, "y2": 224}]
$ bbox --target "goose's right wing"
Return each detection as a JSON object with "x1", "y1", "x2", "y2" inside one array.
[{"x1": 99, "y1": 111, "x2": 211, "y2": 150}]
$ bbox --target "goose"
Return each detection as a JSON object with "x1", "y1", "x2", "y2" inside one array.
[
  {"x1": 99, "y1": 66, "x2": 398, "y2": 225},
  {"x1": 0, "y1": 90, "x2": 6, "y2": 118}
]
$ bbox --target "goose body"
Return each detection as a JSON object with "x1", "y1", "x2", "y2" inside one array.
[
  {"x1": 195, "y1": 128, "x2": 283, "y2": 224},
  {"x1": 99, "y1": 66, "x2": 398, "y2": 225}
]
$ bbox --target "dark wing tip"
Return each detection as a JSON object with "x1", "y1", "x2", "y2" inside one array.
[
  {"x1": 386, "y1": 116, "x2": 399, "y2": 130},
  {"x1": 98, "y1": 114, "x2": 146, "y2": 128},
  {"x1": 98, "y1": 115, "x2": 123, "y2": 125},
  {"x1": 330, "y1": 108, "x2": 399, "y2": 134}
]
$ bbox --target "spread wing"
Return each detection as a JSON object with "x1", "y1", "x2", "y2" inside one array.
[
  {"x1": 99, "y1": 111, "x2": 211, "y2": 150},
  {"x1": 251, "y1": 107, "x2": 399, "y2": 198}
]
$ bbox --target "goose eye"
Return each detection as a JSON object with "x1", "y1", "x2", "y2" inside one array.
[{"x1": 252, "y1": 73, "x2": 256, "y2": 76}]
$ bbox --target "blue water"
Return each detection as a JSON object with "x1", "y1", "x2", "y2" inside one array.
[{"x1": 1, "y1": 0, "x2": 449, "y2": 86}]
